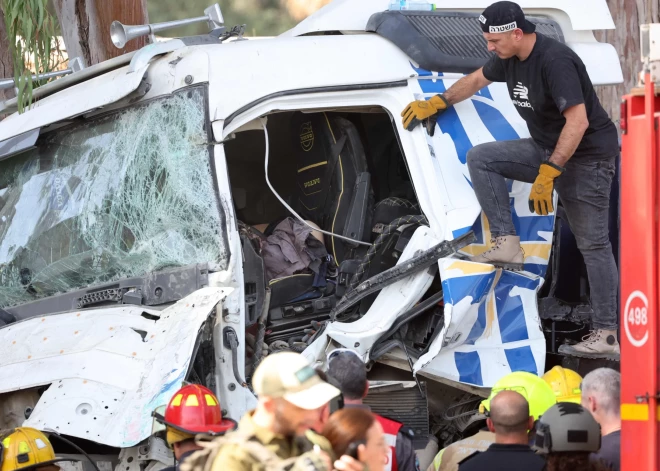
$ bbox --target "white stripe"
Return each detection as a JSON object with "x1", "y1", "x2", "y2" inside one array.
[
  {"x1": 427, "y1": 130, "x2": 477, "y2": 211},
  {"x1": 512, "y1": 283, "x2": 545, "y2": 343},
  {"x1": 384, "y1": 432, "x2": 398, "y2": 447},
  {"x1": 479, "y1": 348, "x2": 514, "y2": 385},
  {"x1": 453, "y1": 98, "x2": 497, "y2": 148},
  {"x1": 489, "y1": 21, "x2": 517, "y2": 33}
]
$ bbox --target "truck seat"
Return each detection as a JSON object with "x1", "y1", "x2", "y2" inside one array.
[{"x1": 290, "y1": 112, "x2": 373, "y2": 265}]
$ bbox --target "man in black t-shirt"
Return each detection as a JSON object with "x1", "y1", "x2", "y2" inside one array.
[
  {"x1": 582, "y1": 368, "x2": 621, "y2": 471},
  {"x1": 401, "y1": 1, "x2": 619, "y2": 359}
]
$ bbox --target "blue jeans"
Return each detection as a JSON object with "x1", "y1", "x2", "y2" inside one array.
[{"x1": 466, "y1": 138, "x2": 618, "y2": 330}]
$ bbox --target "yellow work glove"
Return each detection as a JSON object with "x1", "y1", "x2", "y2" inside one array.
[
  {"x1": 528, "y1": 162, "x2": 565, "y2": 215},
  {"x1": 401, "y1": 94, "x2": 449, "y2": 131}
]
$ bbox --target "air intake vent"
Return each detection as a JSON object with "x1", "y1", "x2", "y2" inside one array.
[{"x1": 367, "y1": 11, "x2": 564, "y2": 74}]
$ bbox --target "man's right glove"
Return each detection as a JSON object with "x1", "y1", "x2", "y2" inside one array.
[
  {"x1": 528, "y1": 162, "x2": 565, "y2": 215},
  {"x1": 401, "y1": 94, "x2": 449, "y2": 131}
]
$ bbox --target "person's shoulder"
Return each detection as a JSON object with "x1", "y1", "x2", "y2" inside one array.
[
  {"x1": 537, "y1": 34, "x2": 582, "y2": 64},
  {"x1": 456, "y1": 450, "x2": 483, "y2": 470},
  {"x1": 518, "y1": 449, "x2": 546, "y2": 469},
  {"x1": 211, "y1": 442, "x2": 256, "y2": 471},
  {"x1": 397, "y1": 425, "x2": 416, "y2": 441},
  {"x1": 603, "y1": 430, "x2": 621, "y2": 444}
]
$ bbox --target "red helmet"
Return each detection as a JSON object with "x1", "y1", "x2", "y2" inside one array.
[{"x1": 154, "y1": 384, "x2": 236, "y2": 439}]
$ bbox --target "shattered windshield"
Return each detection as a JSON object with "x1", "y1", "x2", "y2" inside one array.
[{"x1": 0, "y1": 86, "x2": 228, "y2": 309}]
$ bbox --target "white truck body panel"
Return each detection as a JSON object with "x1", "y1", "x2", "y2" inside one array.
[
  {"x1": 0, "y1": 288, "x2": 232, "y2": 447},
  {"x1": 0, "y1": 64, "x2": 149, "y2": 143}
]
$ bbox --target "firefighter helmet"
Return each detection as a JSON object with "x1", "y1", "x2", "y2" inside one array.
[
  {"x1": 0, "y1": 428, "x2": 75, "y2": 471},
  {"x1": 480, "y1": 371, "x2": 557, "y2": 421},
  {"x1": 542, "y1": 366, "x2": 582, "y2": 404},
  {"x1": 153, "y1": 384, "x2": 236, "y2": 446}
]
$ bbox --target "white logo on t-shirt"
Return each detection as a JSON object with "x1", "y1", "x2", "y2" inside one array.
[{"x1": 513, "y1": 82, "x2": 529, "y2": 99}]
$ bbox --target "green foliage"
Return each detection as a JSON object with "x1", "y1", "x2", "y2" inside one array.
[
  {"x1": 2, "y1": 0, "x2": 58, "y2": 112},
  {"x1": 147, "y1": 0, "x2": 297, "y2": 38}
]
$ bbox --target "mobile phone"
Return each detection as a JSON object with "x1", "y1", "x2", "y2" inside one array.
[{"x1": 344, "y1": 440, "x2": 366, "y2": 459}]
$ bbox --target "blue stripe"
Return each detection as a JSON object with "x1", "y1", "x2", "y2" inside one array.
[
  {"x1": 494, "y1": 271, "x2": 531, "y2": 343},
  {"x1": 504, "y1": 345, "x2": 538, "y2": 375},
  {"x1": 411, "y1": 64, "x2": 434, "y2": 76},
  {"x1": 418, "y1": 77, "x2": 447, "y2": 94},
  {"x1": 455, "y1": 351, "x2": 483, "y2": 386},
  {"x1": 417, "y1": 79, "x2": 474, "y2": 166},
  {"x1": 471, "y1": 214, "x2": 484, "y2": 245},
  {"x1": 471, "y1": 100, "x2": 519, "y2": 142},
  {"x1": 512, "y1": 213, "x2": 555, "y2": 243},
  {"x1": 441, "y1": 271, "x2": 496, "y2": 306},
  {"x1": 452, "y1": 226, "x2": 471, "y2": 238},
  {"x1": 465, "y1": 302, "x2": 487, "y2": 345},
  {"x1": 501, "y1": 270, "x2": 540, "y2": 291},
  {"x1": 437, "y1": 109, "x2": 473, "y2": 165},
  {"x1": 524, "y1": 263, "x2": 547, "y2": 276},
  {"x1": 475, "y1": 86, "x2": 493, "y2": 100}
]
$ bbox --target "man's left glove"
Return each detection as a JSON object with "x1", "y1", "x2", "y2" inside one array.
[
  {"x1": 528, "y1": 162, "x2": 565, "y2": 215},
  {"x1": 401, "y1": 94, "x2": 449, "y2": 131}
]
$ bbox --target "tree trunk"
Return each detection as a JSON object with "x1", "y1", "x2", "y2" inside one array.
[
  {"x1": 0, "y1": 8, "x2": 14, "y2": 103},
  {"x1": 594, "y1": 0, "x2": 660, "y2": 129},
  {"x1": 54, "y1": 0, "x2": 149, "y2": 67}
]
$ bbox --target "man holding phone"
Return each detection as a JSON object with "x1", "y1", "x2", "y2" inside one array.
[{"x1": 209, "y1": 352, "x2": 365, "y2": 471}]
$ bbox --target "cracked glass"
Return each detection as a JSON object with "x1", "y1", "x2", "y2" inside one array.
[{"x1": 0, "y1": 86, "x2": 227, "y2": 309}]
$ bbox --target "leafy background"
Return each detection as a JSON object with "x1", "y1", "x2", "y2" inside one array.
[{"x1": 147, "y1": 0, "x2": 332, "y2": 37}]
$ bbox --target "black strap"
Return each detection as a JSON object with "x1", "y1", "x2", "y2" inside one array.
[{"x1": 318, "y1": 115, "x2": 348, "y2": 218}]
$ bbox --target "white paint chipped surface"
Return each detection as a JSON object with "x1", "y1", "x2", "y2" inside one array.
[{"x1": 0, "y1": 287, "x2": 232, "y2": 447}]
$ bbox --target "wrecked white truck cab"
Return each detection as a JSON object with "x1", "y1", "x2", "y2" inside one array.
[{"x1": 0, "y1": 0, "x2": 621, "y2": 467}]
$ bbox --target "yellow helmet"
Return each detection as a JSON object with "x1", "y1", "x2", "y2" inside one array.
[
  {"x1": 0, "y1": 428, "x2": 71, "y2": 471},
  {"x1": 480, "y1": 371, "x2": 557, "y2": 421},
  {"x1": 542, "y1": 366, "x2": 583, "y2": 404}
]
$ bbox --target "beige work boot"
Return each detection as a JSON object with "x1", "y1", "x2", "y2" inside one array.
[
  {"x1": 471, "y1": 235, "x2": 524, "y2": 271},
  {"x1": 558, "y1": 330, "x2": 620, "y2": 360}
]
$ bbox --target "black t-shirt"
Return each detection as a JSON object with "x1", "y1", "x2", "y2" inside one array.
[
  {"x1": 591, "y1": 430, "x2": 620, "y2": 471},
  {"x1": 482, "y1": 33, "x2": 618, "y2": 160},
  {"x1": 458, "y1": 443, "x2": 545, "y2": 471}
]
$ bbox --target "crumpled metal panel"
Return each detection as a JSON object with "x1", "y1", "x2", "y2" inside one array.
[
  {"x1": 414, "y1": 260, "x2": 545, "y2": 386},
  {"x1": 0, "y1": 287, "x2": 232, "y2": 447}
]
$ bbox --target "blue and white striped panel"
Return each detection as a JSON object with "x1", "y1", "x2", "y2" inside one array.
[
  {"x1": 411, "y1": 65, "x2": 555, "y2": 278},
  {"x1": 421, "y1": 259, "x2": 546, "y2": 387}
]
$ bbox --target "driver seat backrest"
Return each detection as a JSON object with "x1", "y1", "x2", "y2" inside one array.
[{"x1": 291, "y1": 112, "x2": 372, "y2": 265}]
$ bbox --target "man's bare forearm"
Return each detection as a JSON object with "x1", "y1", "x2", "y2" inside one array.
[
  {"x1": 548, "y1": 105, "x2": 589, "y2": 167},
  {"x1": 442, "y1": 68, "x2": 492, "y2": 106}
]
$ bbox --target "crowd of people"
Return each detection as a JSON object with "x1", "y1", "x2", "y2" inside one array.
[{"x1": 0, "y1": 351, "x2": 620, "y2": 471}]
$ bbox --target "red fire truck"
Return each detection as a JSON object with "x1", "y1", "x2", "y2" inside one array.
[{"x1": 620, "y1": 24, "x2": 660, "y2": 471}]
